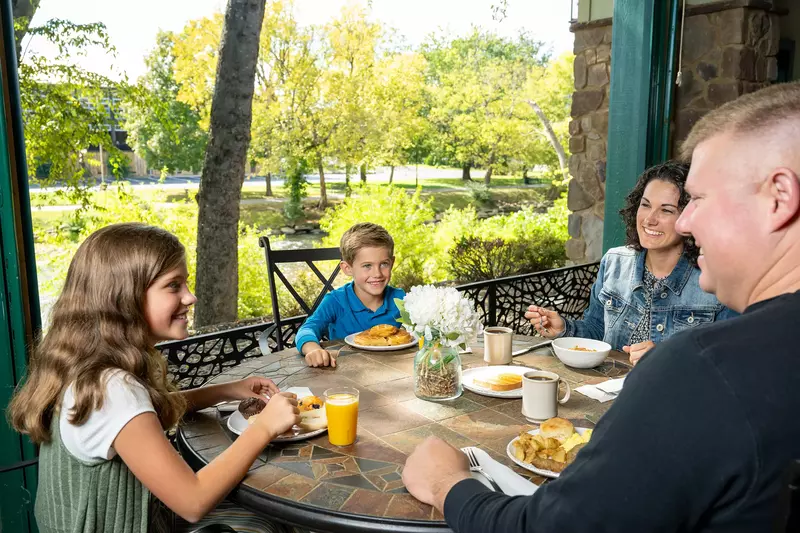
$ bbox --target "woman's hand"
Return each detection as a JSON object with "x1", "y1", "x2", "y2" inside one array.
[
  {"x1": 622, "y1": 340, "x2": 656, "y2": 366},
  {"x1": 226, "y1": 376, "x2": 280, "y2": 400},
  {"x1": 524, "y1": 305, "x2": 566, "y2": 338},
  {"x1": 250, "y1": 392, "x2": 300, "y2": 441}
]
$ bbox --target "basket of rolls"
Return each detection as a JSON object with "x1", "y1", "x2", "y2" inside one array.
[{"x1": 506, "y1": 417, "x2": 593, "y2": 478}]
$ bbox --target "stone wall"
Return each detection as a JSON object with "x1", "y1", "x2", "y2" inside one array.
[
  {"x1": 566, "y1": 21, "x2": 612, "y2": 263},
  {"x1": 566, "y1": 2, "x2": 783, "y2": 264},
  {"x1": 672, "y1": 6, "x2": 781, "y2": 150}
]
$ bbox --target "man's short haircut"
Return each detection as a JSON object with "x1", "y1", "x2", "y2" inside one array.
[
  {"x1": 680, "y1": 81, "x2": 800, "y2": 161},
  {"x1": 340, "y1": 223, "x2": 394, "y2": 264}
]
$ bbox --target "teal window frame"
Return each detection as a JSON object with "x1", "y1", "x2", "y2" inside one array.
[{"x1": 603, "y1": 0, "x2": 680, "y2": 252}]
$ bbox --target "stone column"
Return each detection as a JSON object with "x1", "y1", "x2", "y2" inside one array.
[
  {"x1": 565, "y1": 2, "x2": 782, "y2": 264},
  {"x1": 673, "y1": 5, "x2": 781, "y2": 150},
  {"x1": 566, "y1": 21, "x2": 612, "y2": 263}
]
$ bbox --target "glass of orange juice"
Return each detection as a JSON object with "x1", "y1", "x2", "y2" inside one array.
[{"x1": 324, "y1": 387, "x2": 359, "y2": 446}]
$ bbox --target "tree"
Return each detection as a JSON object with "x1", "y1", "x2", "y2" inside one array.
[
  {"x1": 126, "y1": 32, "x2": 208, "y2": 174},
  {"x1": 524, "y1": 52, "x2": 574, "y2": 175},
  {"x1": 422, "y1": 29, "x2": 546, "y2": 183},
  {"x1": 13, "y1": 0, "x2": 40, "y2": 59},
  {"x1": 326, "y1": 5, "x2": 382, "y2": 190},
  {"x1": 172, "y1": 14, "x2": 224, "y2": 130},
  {"x1": 19, "y1": 19, "x2": 130, "y2": 214},
  {"x1": 193, "y1": 0, "x2": 266, "y2": 328},
  {"x1": 371, "y1": 52, "x2": 431, "y2": 182}
]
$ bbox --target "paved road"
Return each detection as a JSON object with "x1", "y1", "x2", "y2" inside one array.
[{"x1": 29, "y1": 166, "x2": 546, "y2": 192}]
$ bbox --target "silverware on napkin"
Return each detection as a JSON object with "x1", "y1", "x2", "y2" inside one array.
[{"x1": 465, "y1": 448, "x2": 503, "y2": 493}]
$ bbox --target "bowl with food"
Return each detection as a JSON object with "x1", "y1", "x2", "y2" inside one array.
[{"x1": 551, "y1": 337, "x2": 611, "y2": 369}]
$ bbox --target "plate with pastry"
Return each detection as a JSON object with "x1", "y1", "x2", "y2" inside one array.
[
  {"x1": 345, "y1": 324, "x2": 419, "y2": 351},
  {"x1": 462, "y1": 365, "x2": 534, "y2": 398},
  {"x1": 227, "y1": 389, "x2": 328, "y2": 442},
  {"x1": 506, "y1": 417, "x2": 593, "y2": 478}
]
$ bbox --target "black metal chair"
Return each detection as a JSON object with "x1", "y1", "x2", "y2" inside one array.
[{"x1": 258, "y1": 236, "x2": 342, "y2": 351}]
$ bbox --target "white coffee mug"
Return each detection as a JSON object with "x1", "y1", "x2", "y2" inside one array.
[
  {"x1": 483, "y1": 326, "x2": 513, "y2": 365},
  {"x1": 522, "y1": 370, "x2": 571, "y2": 423}
]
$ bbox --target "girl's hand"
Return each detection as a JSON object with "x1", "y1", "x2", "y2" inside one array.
[
  {"x1": 250, "y1": 392, "x2": 300, "y2": 441},
  {"x1": 228, "y1": 376, "x2": 280, "y2": 401},
  {"x1": 524, "y1": 305, "x2": 565, "y2": 338},
  {"x1": 622, "y1": 340, "x2": 656, "y2": 366}
]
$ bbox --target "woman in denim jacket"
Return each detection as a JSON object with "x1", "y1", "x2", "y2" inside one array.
[{"x1": 526, "y1": 161, "x2": 736, "y2": 365}]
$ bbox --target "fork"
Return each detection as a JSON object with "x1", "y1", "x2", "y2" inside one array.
[{"x1": 464, "y1": 448, "x2": 503, "y2": 493}]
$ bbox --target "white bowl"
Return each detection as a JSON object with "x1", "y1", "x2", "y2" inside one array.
[{"x1": 552, "y1": 337, "x2": 611, "y2": 368}]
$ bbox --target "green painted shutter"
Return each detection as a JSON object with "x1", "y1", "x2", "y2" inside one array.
[
  {"x1": 603, "y1": 0, "x2": 680, "y2": 251},
  {"x1": 0, "y1": 0, "x2": 42, "y2": 531}
]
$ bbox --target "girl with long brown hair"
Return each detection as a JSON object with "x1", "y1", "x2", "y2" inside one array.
[{"x1": 9, "y1": 223, "x2": 300, "y2": 532}]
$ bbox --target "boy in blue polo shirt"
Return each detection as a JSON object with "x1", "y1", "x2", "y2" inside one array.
[{"x1": 296, "y1": 222, "x2": 405, "y2": 367}]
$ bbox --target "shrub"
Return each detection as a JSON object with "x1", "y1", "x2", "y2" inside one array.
[
  {"x1": 34, "y1": 184, "x2": 289, "y2": 326},
  {"x1": 448, "y1": 231, "x2": 566, "y2": 283},
  {"x1": 442, "y1": 193, "x2": 569, "y2": 283},
  {"x1": 466, "y1": 182, "x2": 492, "y2": 206}
]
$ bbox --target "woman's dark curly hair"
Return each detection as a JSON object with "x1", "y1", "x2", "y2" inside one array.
[{"x1": 618, "y1": 160, "x2": 699, "y2": 266}]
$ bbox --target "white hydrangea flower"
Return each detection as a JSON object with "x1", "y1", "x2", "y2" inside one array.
[{"x1": 396, "y1": 285, "x2": 482, "y2": 349}]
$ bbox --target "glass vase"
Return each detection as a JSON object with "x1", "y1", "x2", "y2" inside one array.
[{"x1": 413, "y1": 339, "x2": 462, "y2": 401}]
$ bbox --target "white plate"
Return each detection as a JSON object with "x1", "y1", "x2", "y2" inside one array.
[
  {"x1": 462, "y1": 365, "x2": 536, "y2": 398},
  {"x1": 506, "y1": 427, "x2": 591, "y2": 478},
  {"x1": 344, "y1": 331, "x2": 419, "y2": 351},
  {"x1": 226, "y1": 410, "x2": 328, "y2": 442}
]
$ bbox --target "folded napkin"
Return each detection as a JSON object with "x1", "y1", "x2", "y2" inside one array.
[
  {"x1": 595, "y1": 377, "x2": 625, "y2": 394},
  {"x1": 284, "y1": 386, "x2": 314, "y2": 398},
  {"x1": 575, "y1": 377, "x2": 625, "y2": 403},
  {"x1": 461, "y1": 447, "x2": 538, "y2": 496}
]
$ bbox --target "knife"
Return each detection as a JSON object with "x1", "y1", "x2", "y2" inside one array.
[{"x1": 511, "y1": 339, "x2": 553, "y2": 357}]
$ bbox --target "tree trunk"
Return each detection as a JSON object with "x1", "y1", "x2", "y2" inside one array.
[
  {"x1": 13, "y1": 0, "x2": 40, "y2": 60},
  {"x1": 359, "y1": 163, "x2": 367, "y2": 183},
  {"x1": 484, "y1": 152, "x2": 496, "y2": 186},
  {"x1": 388, "y1": 165, "x2": 395, "y2": 184},
  {"x1": 345, "y1": 164, "x2": 351, "y2": 197},
  {"x1": 193, "y1": 0, "x2": 265, "y2": 328},
  {"x1": 317, "y1": 157, "x2": 327, "y2": 209},
  {"x1": 265, "y1": 171, "x2": 272, "y2": 196},
  {"x1": 528, "y1": 100, "x2": 568, "y2": 172},
  {"x1": 461, "y1": 165, "x2": 472, "y2": 181}
]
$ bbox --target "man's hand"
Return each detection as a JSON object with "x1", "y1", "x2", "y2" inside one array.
[
  {"x1": 622, "y1": 340, "x2": 656, "y2": 366},
  {"x1": 402, "y1": 437, "x2": 470, "y2": 512}
]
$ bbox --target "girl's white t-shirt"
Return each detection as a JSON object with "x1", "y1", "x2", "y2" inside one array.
[{"x1": 60, "y1": 369, "x2": 156, "y2": 462}]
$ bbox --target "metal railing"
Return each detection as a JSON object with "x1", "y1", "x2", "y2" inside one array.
[{"x1": 158, "y1": 262, "x2": 600, "y2": 389}]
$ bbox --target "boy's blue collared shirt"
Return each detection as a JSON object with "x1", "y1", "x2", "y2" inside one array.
[{"x1": 295, "y1": 282, "x2": 406, "y2": 351}]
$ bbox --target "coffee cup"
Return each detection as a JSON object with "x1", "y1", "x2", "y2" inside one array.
[
  {"x1": 521, "y1": 370, "x2": 570, "y2": 422},
  {"x1": 483, "y1": 326, "x2": 513, "y2": 365}
]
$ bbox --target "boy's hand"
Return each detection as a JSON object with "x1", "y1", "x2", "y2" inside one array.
[{"x1": 303, "y1": 344, "x2": 336, "y2": 368}]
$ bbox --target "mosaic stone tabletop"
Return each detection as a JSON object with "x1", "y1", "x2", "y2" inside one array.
[{"x1": 178, "y1": 336, "x2": 631, "y2": 532}]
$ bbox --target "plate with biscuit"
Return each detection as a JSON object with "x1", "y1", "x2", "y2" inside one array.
[
  {"x1": 506, "y1": 417, "x2": 593, "y2": 478},
  {"x1": 227, "y1": 391, "x2": 328, "y2": 442},
  {"x1": 462, "y1": 365, "x2": 534, "y2": 398},
  {"x1": 345, "y1": 324, "x2": 419, "y2": 351}
]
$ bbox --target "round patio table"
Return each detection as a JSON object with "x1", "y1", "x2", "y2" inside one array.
[{"x1": 177, "y1": 335, "x2": 631, "y2": 533}]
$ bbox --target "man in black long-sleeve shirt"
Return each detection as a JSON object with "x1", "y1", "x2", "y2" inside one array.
[{"x1": 402, "y1": 82, "x2": 800, "y2": 532}]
